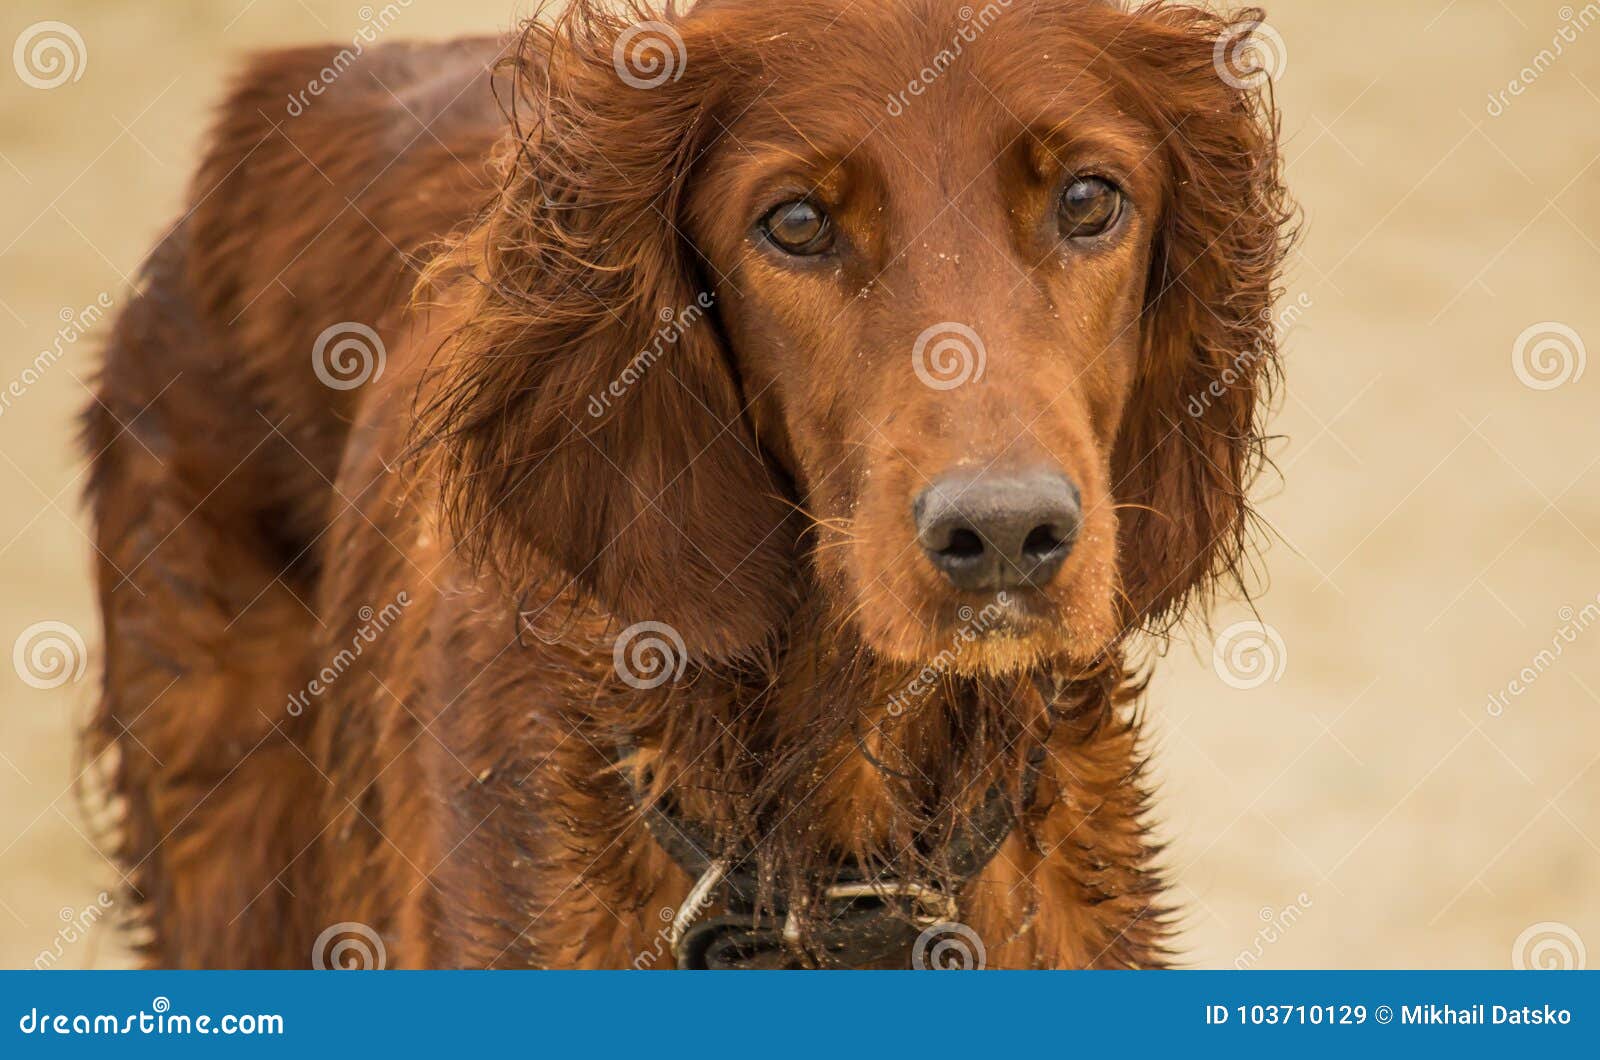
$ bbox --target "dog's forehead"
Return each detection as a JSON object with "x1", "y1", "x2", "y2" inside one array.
[
  {"x1": 688, "y1": 0, "x2": 1128, "y2": 21},
  {"x1": 698, "y1": 0, "x2": 1143, "y2": 163}
]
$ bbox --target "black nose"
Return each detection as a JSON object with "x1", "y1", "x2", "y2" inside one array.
[{"x1": 914, "y1": 468, "x2": 1082, "y2": 592}]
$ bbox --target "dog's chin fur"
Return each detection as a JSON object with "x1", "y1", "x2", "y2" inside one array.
[{"x1": 860, "y1": 607, "x2": 1113, "y2": 679}]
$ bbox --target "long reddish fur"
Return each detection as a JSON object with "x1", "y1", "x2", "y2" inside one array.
[{"x1": 82, "y1": 0, "x2": 1291, "y2": 968}]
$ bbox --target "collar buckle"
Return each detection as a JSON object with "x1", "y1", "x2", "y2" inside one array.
[{"x1": 782, "y1": 881, "x2": 956, "y2": 947}]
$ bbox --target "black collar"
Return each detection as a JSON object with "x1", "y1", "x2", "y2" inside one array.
[{"x1": 622, "y1": 738, "x2": 1048, "y2": 969}]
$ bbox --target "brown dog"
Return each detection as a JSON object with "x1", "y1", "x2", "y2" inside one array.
[{"x1": 83, "y1": 0, "x2": 1291, "y2": 969}]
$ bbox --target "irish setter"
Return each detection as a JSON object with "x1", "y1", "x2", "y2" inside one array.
[{"x1": 83, "y1": 0, "x2": 1292, "y2": 969}]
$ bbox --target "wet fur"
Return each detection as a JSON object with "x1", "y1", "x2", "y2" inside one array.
[{"x1": 82, "y1": 0, "x2": 1291, "y2": 968}]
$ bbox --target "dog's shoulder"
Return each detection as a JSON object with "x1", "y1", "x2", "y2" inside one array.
[{"x1": 182, "y1": 36, "x2": 508, "y2": 368}]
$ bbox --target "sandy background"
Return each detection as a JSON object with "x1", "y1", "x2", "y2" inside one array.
[{"x1": 1, "y1": 0, "x2": 1596, "y2": 970}]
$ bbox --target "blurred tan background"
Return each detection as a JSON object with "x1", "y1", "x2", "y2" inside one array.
[{"x1": 1, "y1": 0, "x2": 1596, "y2": 970}]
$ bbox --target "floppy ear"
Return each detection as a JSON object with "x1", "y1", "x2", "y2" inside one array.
[
  {"x1": 418, "y1": 4, "x2": 797, "y2": 662},
  {"x1": 1106, "y1": 5, "x2": 1295, "y2": 629}
]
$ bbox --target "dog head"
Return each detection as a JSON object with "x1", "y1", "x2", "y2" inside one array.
[{"x1": 423, "y1": 0, "x2": 1292, "y2": 674}]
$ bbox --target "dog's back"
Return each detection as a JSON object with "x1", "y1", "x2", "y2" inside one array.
[{"x1": 82, "y1": 37, "x2": 506, "y2": 967}]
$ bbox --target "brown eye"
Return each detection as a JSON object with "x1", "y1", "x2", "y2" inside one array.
[
  {"x1": 1058, "y1": 177, "x2": 1124, "y2": 239},
  {"x1": 760, "y1": 199, "x2": 834, "y2": 255}
]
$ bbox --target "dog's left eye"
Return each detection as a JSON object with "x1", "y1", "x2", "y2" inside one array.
[
  {"x1": 1058, "y1": 177, "x2": 1124, "y2": 240},
  {"x1": 759, "y1": 199, "x2": 835, "y2": 256}
]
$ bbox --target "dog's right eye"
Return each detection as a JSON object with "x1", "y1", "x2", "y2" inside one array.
[
  {"x1": 759, "y1": 199, "x2": 835, "y2": 256},
  {"x1": 1058, "y1": 176, "x2": 1125, "y2": 240}
]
